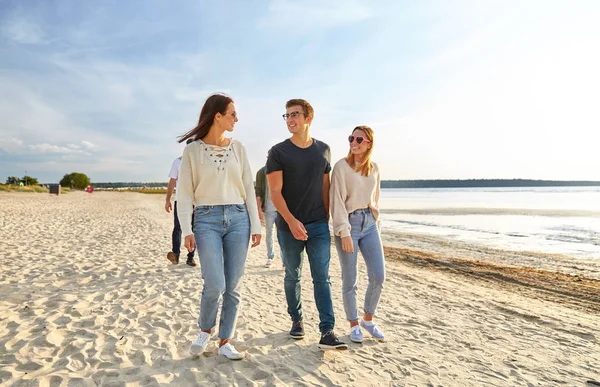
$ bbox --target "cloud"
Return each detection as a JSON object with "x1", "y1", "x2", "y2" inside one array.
[
  {"x1": 0, "y1": 135, "x2": 98, "y2": 157},
  {"x1": 28, "y1": 144, "x2": 78, "y2": 154},
  {"x1": 80, "y1": 141, "x2": 98, "y2": 150},
  {"x1": 2, "y1": 18, "x2": 45, "y2": 44}
]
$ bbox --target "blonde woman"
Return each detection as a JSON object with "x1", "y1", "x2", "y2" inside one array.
[
  {"x1": 177, "y1": 93, "x2": 261, "y2": 360},
  {"x1": 330, "y1": 125, "x2": 385, "y2": 343}
]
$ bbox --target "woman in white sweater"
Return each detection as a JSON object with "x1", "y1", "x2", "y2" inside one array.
[
  {"x1": 177, "y1": 93, "x2": 261, "y2": 360},
  {"x1": 330, "y1": 125, "x2": 386, "y2": 343}
]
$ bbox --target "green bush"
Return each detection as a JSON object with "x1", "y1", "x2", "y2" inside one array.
[{"x1": 60, "y1": 172, "x2": 91, "y2": 190}]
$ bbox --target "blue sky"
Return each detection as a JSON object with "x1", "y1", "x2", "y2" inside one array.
[{"x1": 1, "y1": 0, "x2": 599, "y2": 183}]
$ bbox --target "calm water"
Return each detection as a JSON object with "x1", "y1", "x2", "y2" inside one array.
[{"x1": 379, "y1": 187, "x2": 600, "y2": 259}]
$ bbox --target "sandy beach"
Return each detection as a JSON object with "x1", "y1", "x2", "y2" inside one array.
[{"x1": 1, "y1": 191, "x2": 599, "y2": 386}]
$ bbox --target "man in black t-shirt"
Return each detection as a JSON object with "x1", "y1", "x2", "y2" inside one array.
[{"x1": 266, "y1": 99, "x2": 347, "y2": 350}]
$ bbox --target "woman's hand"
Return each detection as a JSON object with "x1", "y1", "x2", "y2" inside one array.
[
  {"x1": 184, "y1": 234, "x2": 196, "y2": 253},
  {"x1": 341, "y1": 236, "x2": 354, "y2": 253},
  {"x1": 251, "y1": 234, "x2": 262, "y2": 247}
]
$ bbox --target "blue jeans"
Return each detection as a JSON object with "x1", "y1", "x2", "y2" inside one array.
[
  {"x1": 193, "y1": 204, "x2": 250, "y2": 340},
  {"x1": 335, "y1": 209, "x2": 385, "y2": 322},
  {"x1": 278, "y1": 221, "x2": 335, "y2": 333},
  {"x1": 173, "y1": 201, "x2": 195, "y2": 259},
  {"x1": 264, "y1": 210, "x2": 278, "y2": 260}
]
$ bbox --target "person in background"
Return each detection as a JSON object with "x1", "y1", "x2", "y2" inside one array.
[
  {"x1": 266, "y1": 98, "x2": 347, "y2": 351},
  {"x1": 330, "y1": 125, "x2": 386, "y2": 343},
  {"x1": 255, "y1": 152, "x2": 281, "y2": 268},
  {"x1": 165, "y1": 138, "x2": 197, "y2": 267},
  {"x1": 177, "y1": 93, "x2": 261, "y2": 360}
]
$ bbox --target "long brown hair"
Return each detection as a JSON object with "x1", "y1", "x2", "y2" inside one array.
[
  {"x1": 178, "y1": 93, "x2": 234, "y2": 143},
  {"x1": 345, "y1": 125, "x2": 375, "y2": 177}
]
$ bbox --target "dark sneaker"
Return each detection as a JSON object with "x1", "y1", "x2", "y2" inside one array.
[
  {"x1": 318, "y1": 331, "x2": 348, "y2": 350},
  {"x1": 167, "y1": 252, "x2": 179, "y2": 264},
  {"x1": 289, "y1": 320, "x2": 305, "y2": 339},
  {"x1": 186, "y1": 257, "x2": 197, "y2": 267}
]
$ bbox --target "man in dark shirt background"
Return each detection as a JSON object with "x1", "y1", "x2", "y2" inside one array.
[{"x1": 266, "y1": 98, "x2": 347, "y2": 350}]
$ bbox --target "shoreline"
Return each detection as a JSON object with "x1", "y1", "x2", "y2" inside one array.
[
  {"x1": 383, "y1": 245, "x2": 600, "y2": 314},
  {"x1": 381, "y1": 230, "x2": 600, "y2": 281}
]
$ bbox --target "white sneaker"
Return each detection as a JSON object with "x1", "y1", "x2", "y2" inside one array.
[
  {"x1": 218, "y1": 343, "x2": 244, "y2": 360},
  {"x1": 265, "y1": 259, "x2": 273, "y2": 268},
  {"x1": 189, "y1": 331, "x2": 211, "y2": 355},
  {"x1": 350, "y1": 325, "x2": 363, "y2": 343},
  {"x1": 360, "y1": 319, "x2": 385, "y2": 341}
]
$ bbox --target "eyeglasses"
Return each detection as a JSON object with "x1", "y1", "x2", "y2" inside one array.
[
  {"x1": 348, "y1": 135, "x2": 371, "y2": 144},
  {"x1": 282, "y1": 111, "x2": 305, "y2": 121}
]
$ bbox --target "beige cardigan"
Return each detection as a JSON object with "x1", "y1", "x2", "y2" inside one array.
[
  {"x1": 177, "y1": 139, "x2": 261, "y2": 237},
  {"x1": 329, "y1": 158, "x2": 381, "y2": 238}
]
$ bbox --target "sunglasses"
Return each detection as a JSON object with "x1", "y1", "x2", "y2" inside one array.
[{"x1": 348, "y1": 135, "x2": 371, "y2": 144}]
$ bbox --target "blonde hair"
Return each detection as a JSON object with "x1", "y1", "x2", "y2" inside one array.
[{"x1": 345, "y1": 125, "x2": 374, "y2": 177}]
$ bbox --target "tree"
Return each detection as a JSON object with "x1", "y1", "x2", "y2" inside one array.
[
  {"x1": 21, "y1": 175, "x2": 38, "y2": 185},
  {"x1": 60, "y1": 172, "x2": 91, "y2": 190},
  {"x1": 5, "y1": 176, "x2": 20, "y2": 185}
]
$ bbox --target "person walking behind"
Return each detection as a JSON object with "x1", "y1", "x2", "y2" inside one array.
[
  {"x1": 255, "y1": 157, "x2": 280, "y2": 268},
  {"x1": 177, "y1": 93, "x2": 261, "y2": 360},
  {"x1": 166, "y1": 138, "x2": 197, "y2": 267},
  {"x1": 330, "y1": 126, "x2": 386, "y2": 343},
  {"x1": 266, "y1": 98, "x2": 347, "y2": 350}
]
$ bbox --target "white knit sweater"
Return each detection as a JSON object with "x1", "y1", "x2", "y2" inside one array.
[
  {"x1": 329, "y1": 158, "x2": 381, "y2": 238},
  {"x1": 177, "y1": 139, "x2": 261, "y2": 237}
]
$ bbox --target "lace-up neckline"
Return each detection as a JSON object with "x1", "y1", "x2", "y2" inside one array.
[{"x1": 202, "y1": 143, "x2": 232, "y2": 174}]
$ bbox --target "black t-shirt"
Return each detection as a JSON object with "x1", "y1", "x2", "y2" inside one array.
[{"x1": 266, "y1": 138, "x2": 331, "y2": 232}]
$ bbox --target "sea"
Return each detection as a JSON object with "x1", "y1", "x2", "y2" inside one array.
[{"x1": 379, "y1": 186, "x2": 600, "y2": 259}]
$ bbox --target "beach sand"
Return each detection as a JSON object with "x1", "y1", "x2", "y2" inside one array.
[{"x1": 1, "y1": 191, "x2": 598, "y2": 386}]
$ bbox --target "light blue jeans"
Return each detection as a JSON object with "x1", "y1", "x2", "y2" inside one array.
[
  {"x1": 193, "y1": 204, "x2": 250, "y2": 340},
  {"x1": 264, "y1": 210, "x2": 278, "y2": 260},
  {"x1": 335, "y1": 208, "x2": 385, "y2": 322}
]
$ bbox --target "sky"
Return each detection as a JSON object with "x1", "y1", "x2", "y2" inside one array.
[{"x1": 1, "y1": 0, "x2": 599, "y2": 184}]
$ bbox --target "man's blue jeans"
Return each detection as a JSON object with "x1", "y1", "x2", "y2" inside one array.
[
  {"x1": 173, "y1": 201, "x2": 195, "y2": 259},
  {"x1": 277, "y1": 221, "x2": 335, "y2": 333},
  {"x1": 193, "y1": 204, "x2": 250, "y2": 340}
]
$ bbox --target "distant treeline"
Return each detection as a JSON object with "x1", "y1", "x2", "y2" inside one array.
[
  {"x1": 92, "y1": 179, "x2": 600, "y2": 190},
  {"x1": 381, "y1": 179, "x2": 600, "y2": 188}
]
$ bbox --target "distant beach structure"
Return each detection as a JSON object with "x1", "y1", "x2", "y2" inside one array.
[{"x1": 49, "y1": 184, "x2": 60, "y2": 195}]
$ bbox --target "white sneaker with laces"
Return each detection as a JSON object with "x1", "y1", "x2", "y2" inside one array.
[
  {"x1": 360, "y1": 319, "x2": 385, "y2": 341},
  {"x1": 265, "y1": 259, "x2": 273, "y2": 268},
  {"x1": 218, "y1": 343, "x2": 244, "y2": 360},
  {"x1": 350, "y1": 325, "x2": 363, "y2": 343},
  {"x1": 189, "y1": 331, "x2": 211, "y2": 355}
]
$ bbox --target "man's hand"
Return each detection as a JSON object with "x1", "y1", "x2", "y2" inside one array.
[
  {"x1": 184, "y1": 234, "x2": 195, "y2": 252},
  {"x1": 251, "y1": 234, "x2": 261, "y2": 247},
  {"x1": 256, "y1": 197, "x2": 264, "y2": 221},
  {"x1": 287, "y1": 218, "x2": 308, "y2": 241},
  {"x1": 165, "y1": 199, "x2": 172, "y2": 213},
  {"x1": 341, "y1": 236, "x2": 354, "y2": 253}
]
